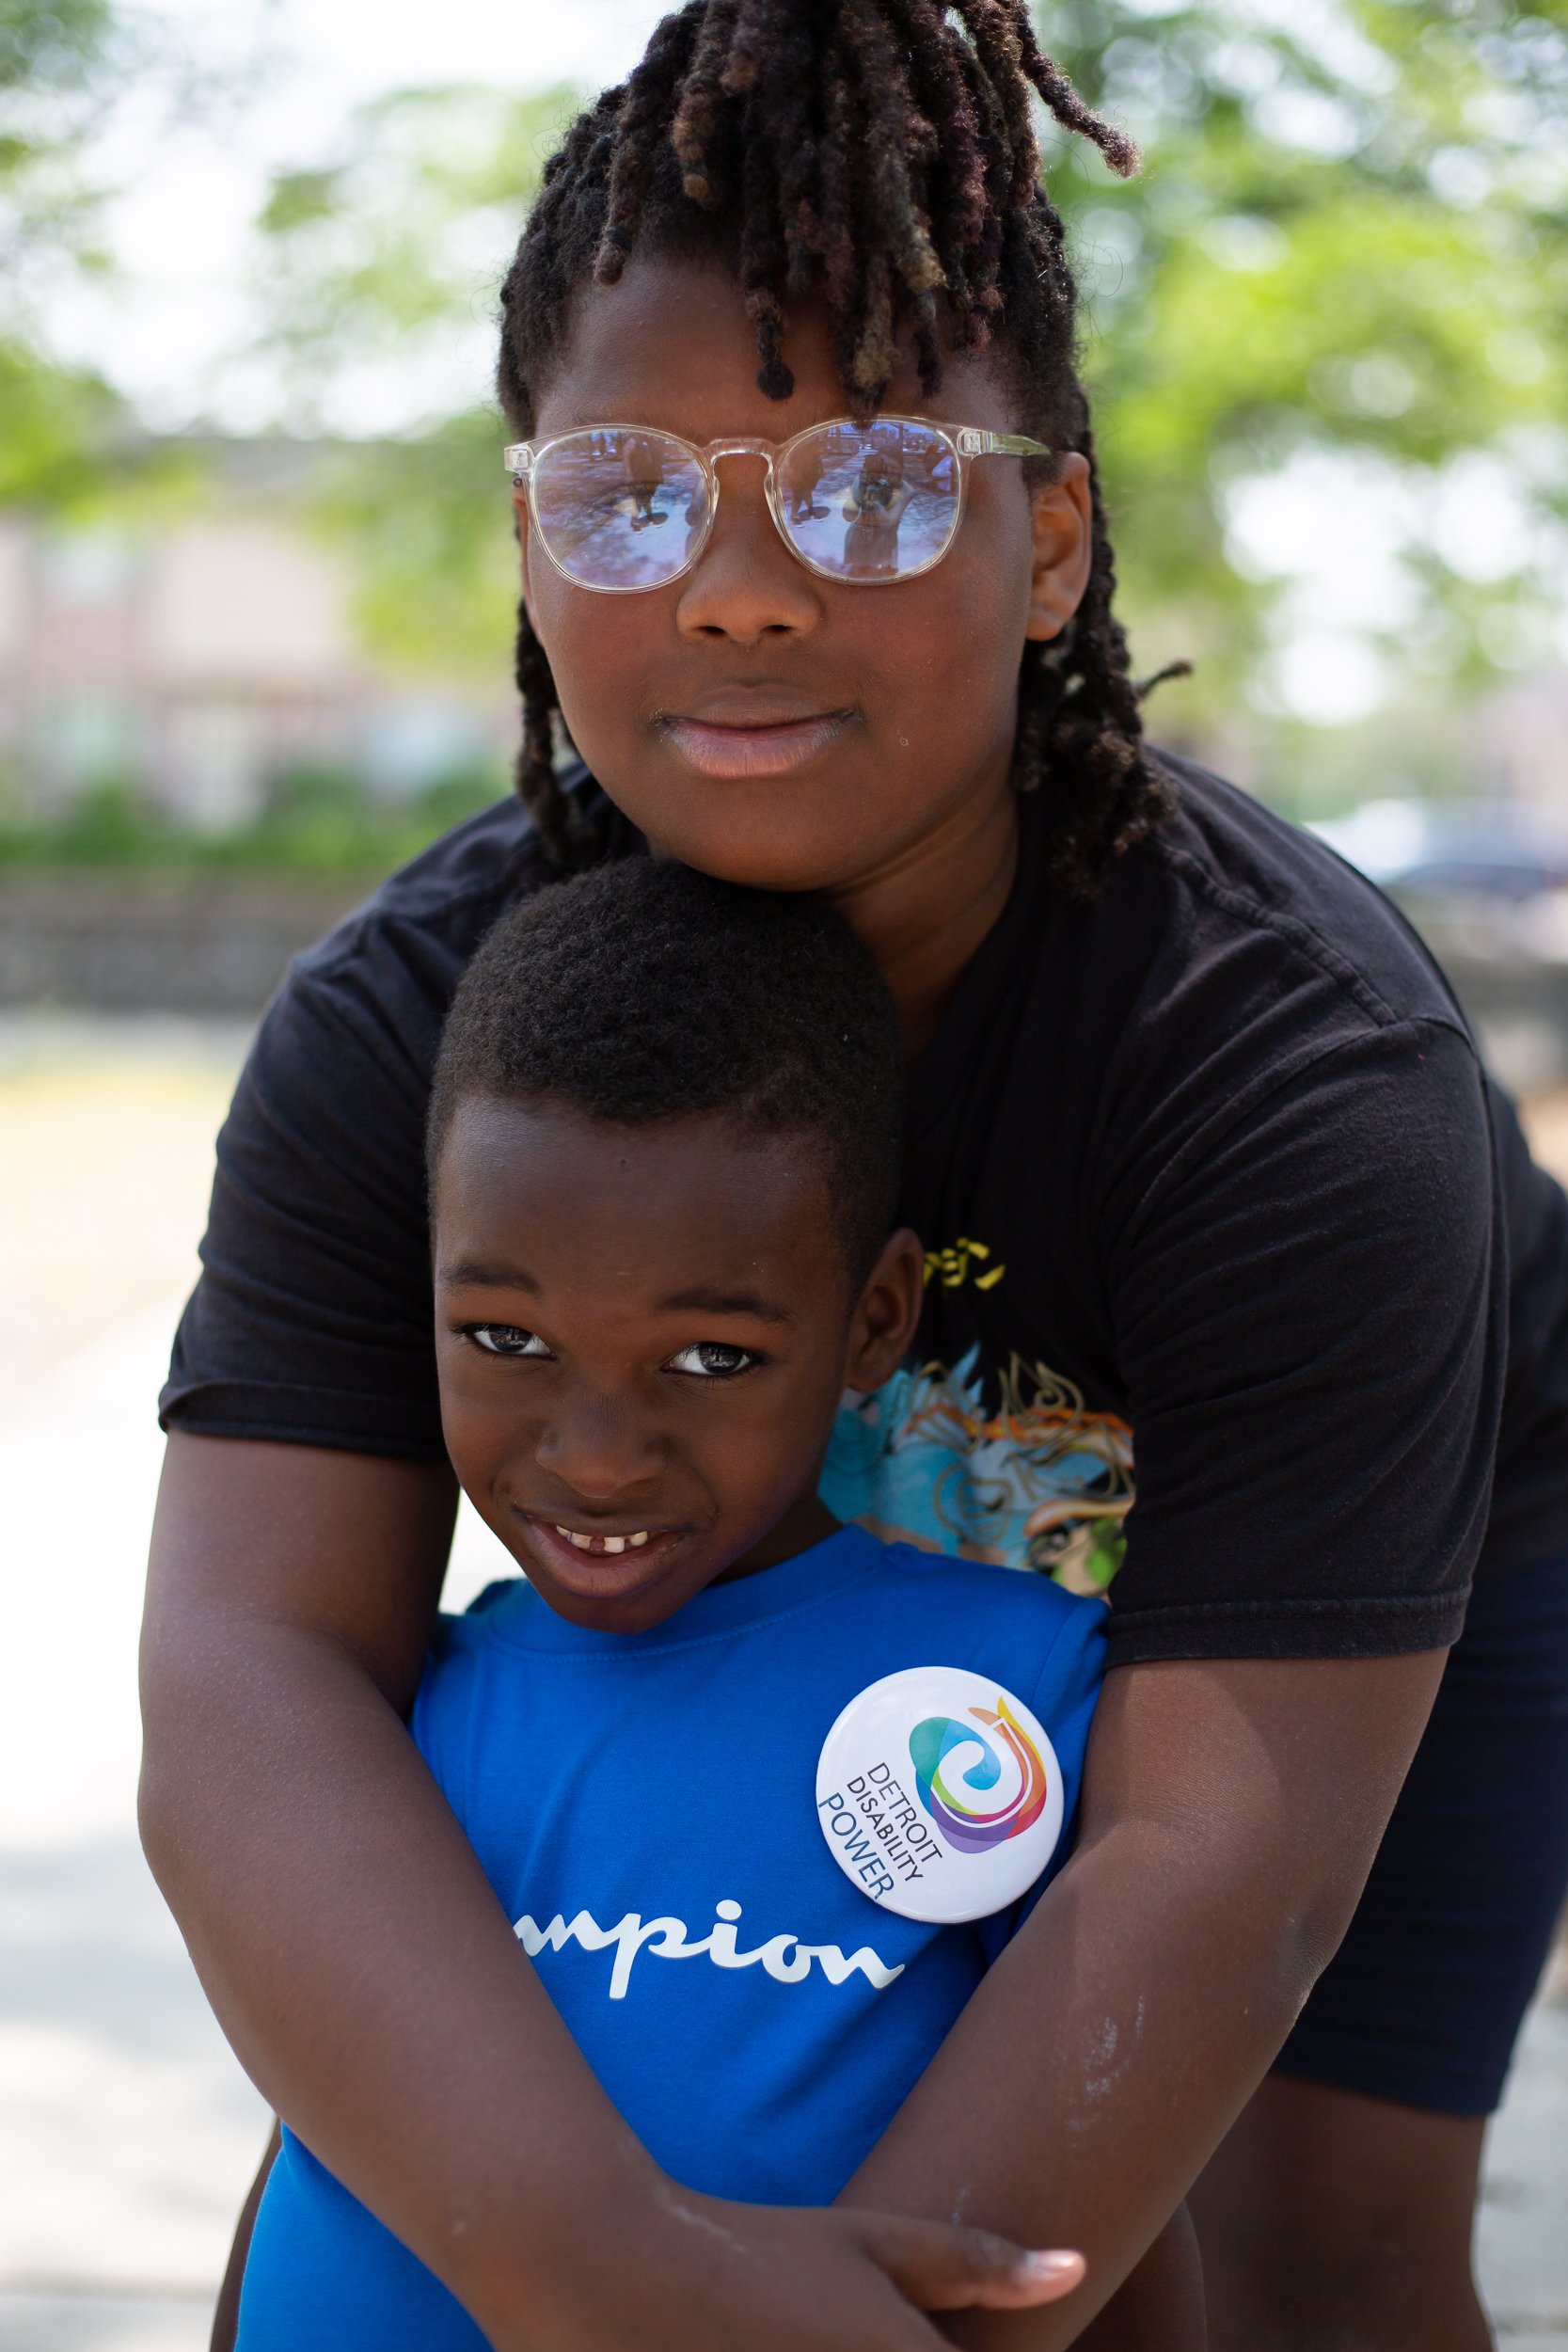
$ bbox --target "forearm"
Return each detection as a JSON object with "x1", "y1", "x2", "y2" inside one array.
[
  {"x1": 847, "y1": 1818, "x2": 1307, "y2": 2344},
  {"x1": 140, "y1": 1611, "x2": 657, "y2": 2339},
  {"x1": 139, "y1": 1437, "x2": 657, "y2": 2344},
  {"x1": 838, "y1": 1651, "x2": 1446, "y2": 2347}
]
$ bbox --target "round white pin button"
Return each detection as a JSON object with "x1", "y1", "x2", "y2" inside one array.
[{"x1": 816, "y1": 1665, "x2": 1064, "y2": 1925}]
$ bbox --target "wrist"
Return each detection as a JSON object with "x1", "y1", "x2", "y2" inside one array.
[{"x1": 454, "y1": 2142, "x2": 673, "y2": 2351}]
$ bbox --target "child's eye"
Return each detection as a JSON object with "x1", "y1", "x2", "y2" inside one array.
[
  {"x1": 467, "y1": 1324, "x2": 552, "y2": 1359},
  {"x1": 665, "y1": 1342, "x2": 760, "y2": 1379}
]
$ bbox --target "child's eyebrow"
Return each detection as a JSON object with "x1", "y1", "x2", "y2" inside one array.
[
  {"x1": 436, "y1": 1257, "x2": 540, "y2": 1292},
  {"x1": 657, "y1": 1285, "x2": 796, "y2": 1326}
]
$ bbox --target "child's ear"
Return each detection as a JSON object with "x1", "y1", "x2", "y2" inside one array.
[
  {"x1": 845, "y1": 1228, "x2": 926, "y2": 1394},
  {"x1": 1024, "y1": 451, "x2": 1093, "y2": 644}
]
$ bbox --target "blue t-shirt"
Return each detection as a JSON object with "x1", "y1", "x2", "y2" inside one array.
[{"x1": 238, "y1": 1527, "x2": 1107, "y2": 2350}]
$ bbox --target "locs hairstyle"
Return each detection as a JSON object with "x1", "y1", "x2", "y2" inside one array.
[
  {"x1": 429, "y1": 857, "x2": 906, "y2": 1282},
  {"x1": 495, "y1": 0, "x2": 1175, "y2": 898}
]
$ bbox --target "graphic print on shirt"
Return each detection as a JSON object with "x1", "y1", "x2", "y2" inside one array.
[{"x1": 821, "y1": 1343, "x2": 1134, "y2": 1592}]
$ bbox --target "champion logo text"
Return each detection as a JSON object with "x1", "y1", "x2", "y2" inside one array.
[{"x1": 514, "y1": 1899, "x2": 904, "y2": 2000}]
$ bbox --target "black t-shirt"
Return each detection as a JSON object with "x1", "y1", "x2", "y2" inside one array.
[{"x1": 161, "y1": 755, "x2": 1568, "y2": 1666}]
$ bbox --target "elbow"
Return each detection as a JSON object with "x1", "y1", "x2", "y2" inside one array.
[
  {"x1": 135, "y1": 1625, "x2": 202, "y2": 1887},
  {"x1": 1302, "y1": 1866, "x2": 1370, "y2": 1974},
  {"x1": 136, "y1": 1750, "x2": 180, "y2": 1886},
  {"x1": 135, "y1": 1592, "x2": 260, "y2": 1892},
  {"x1": 1268, "y1": 1839, "x2": 1385, "y2": 2028},
  {"x1": 1273, "y1": 1907, "x2": 1349, "y2": 2031}
]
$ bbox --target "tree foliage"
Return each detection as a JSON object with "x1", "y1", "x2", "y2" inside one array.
[
  {"x1": 256, "y1": 84, "x2": 581, "y2": 381},
  {"x1": 1, "y1": 0, "x2": 119, "y2": 292},
  {"x1": 250, "y1": 85, "x2": 580, "y2": 679},
  {"x1": 0, "y1": 0, "x2": 128, "y2": 501},
  {"x1": 1045, "y1": 0, "x2": 1568, "y2": 716},
  {"x1": 0, "y1": 0, "x2": 257, "y2": 512}
]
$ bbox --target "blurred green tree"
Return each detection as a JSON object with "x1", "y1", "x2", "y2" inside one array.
[
  {"x1": 256, "y1": 84, "x2": 580, "y2": 385},
  {"x1": 245, "y1": 8, "x2": 1568, "y2": 730},
  {"x1": 0, "y1": 0, "x2": 127, "y2": 501},
  {"x1": 0, "y1": 0, "x2": 253, "y2": 510},
  {"x1": 1041, "y1": 0, "x2": 1568, "y2": 727},
  {"x1": 253, "y1": 87, "x2": 581, "y2": 679}
]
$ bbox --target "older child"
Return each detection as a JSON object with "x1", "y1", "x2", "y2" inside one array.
[
  {"x1": 232, "y1": 859, "x2": 1150, "y2": 2347},
  {"x1": 146, "y1": 7, "x2": 1568, "y2": 2348}
]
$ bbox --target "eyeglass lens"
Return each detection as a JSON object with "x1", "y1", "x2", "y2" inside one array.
[
  {"x1": 777, "y1": 421, "x2": 958, "y2": 581},
  {"x1": 530, "y1": 421, "x2": 959, "y2": 589},
  {"x1": 531, "y1": 431, "x2": 713, "y2": 591}
]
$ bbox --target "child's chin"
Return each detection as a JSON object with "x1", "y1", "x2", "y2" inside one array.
[{"x1": 536, "y1": 1573, "x2": 692, "y2": 1635}]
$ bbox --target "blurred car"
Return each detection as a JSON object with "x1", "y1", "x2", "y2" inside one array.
[
  {"x1": 1312, "y1": 800, "x2": 1568, "y2": 966},
  {"x1": 1310, "y1": 799, "x2": 1568, "y2": 1094}
]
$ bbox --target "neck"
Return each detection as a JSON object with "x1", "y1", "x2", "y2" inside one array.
[
  {"x1": 717, "y1": 1489, "x2": 840, "y2": 1582},
  {"x1": 824, "y1": 781, "x2": 1020, "y2": 1063}
]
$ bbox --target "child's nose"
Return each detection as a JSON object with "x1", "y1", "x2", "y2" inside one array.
[
  {"x1": 534, "y1": 1389, "x2": 663, "y2": 1501},
  {"x1": 676, "y1": 455, "x2": 820, "y2": 646}
]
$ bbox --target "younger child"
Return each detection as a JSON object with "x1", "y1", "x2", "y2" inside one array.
[{"x1": 233, "y1": 859, "x2": 1128, "y2": 2349}]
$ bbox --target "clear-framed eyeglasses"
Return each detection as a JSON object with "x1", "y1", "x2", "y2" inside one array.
[{"x1": 502, "y1": 415, "x2": 1053, "y2": 594}]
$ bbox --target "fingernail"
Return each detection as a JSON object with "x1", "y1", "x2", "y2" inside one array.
[{"x1": 1022, "y1": 2250, "x2": 1083, "y2": 2277}]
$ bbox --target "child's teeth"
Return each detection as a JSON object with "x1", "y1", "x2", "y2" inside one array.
[{"x1": 553, "y1": 1526, "x2": 654, "y2": 1555}]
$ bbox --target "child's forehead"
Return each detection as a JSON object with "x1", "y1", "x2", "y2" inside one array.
[
  {"x1": 534, "y1": 253, "x2": 1015, "y2": 440},
  {"x1": 435, "y1": 1095, "x2": 832, "y2": 1263}
]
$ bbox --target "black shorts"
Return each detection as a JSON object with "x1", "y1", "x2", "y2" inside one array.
[{"x1": 1275, "y1": 1549, "x2": 1568, "y2": 2117}]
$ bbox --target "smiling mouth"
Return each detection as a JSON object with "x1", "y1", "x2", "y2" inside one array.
[
  {"x1": 554, "y1": 1524, "x2": 652, "y2": 1555},
  {"x1": 517, "y1": 1511, "x2": 687, "y2": 1594}
]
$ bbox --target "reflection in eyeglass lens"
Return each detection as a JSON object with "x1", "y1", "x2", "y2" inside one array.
[
  {"x1": 534, "y1": 431, "x2": 709, "y2": 589},
  {"x1": 778, "y1": 423, "x2": 958, "y2": 580}
]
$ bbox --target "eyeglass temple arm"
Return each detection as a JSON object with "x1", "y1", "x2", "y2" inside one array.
[
  {"x1": 503, "y1": 443, "x2": 533, "y2": 484},
  {"x1": 954, "y1": 428, "x2": 1054, "y2": 459}
]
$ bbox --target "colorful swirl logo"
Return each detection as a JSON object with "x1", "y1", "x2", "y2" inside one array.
[{"x1": 909, "y1": 1696, "x2": 1050, "y2": 1854}]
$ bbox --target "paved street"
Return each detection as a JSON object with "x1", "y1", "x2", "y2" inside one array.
[{"x1": 0, "y1": 1017, "x2": 1562, "y2": 2350}]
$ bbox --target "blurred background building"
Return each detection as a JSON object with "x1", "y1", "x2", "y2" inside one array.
[
  {"x1": 0, "y1": 445, "x2": 508, "y2": 832},
  {"x1": 1, "y1": 0, "x2": 1565, "y2": 2344}
]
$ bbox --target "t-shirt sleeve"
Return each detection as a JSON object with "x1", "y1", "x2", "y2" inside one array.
[
  {"x1": 159, "y1": 924, "x2": 448, "y2": 1457},
  {"x1": 1102, "y1": 1017, "x2": 1501, "y2": 1664}
]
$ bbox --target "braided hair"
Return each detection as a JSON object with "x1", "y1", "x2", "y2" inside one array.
[{"x1": 496, "y1": 0, "x2": 1174, "y2": 895}]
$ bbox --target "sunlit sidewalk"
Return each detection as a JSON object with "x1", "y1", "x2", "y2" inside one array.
[{"x1": 0, "y1": 1296, "x2": 512, "y2": 2352}]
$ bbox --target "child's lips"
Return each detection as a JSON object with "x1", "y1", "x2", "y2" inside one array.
[
  {"x1": 660, "y1": 710, "x2": 850, "y2": 779},
  {"x1": 516, "y1": 1512, "x2": 687, "y2": 1596}
]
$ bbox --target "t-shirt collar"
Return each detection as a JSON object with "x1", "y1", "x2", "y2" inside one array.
[{"x1": 477, "y1": 1523, "x2": 885, "y2": 1653}]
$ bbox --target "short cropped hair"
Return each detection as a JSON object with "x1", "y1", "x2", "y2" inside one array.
[{"x1": 429, "y1": 858, "x2": 904, "y2": 1282}]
